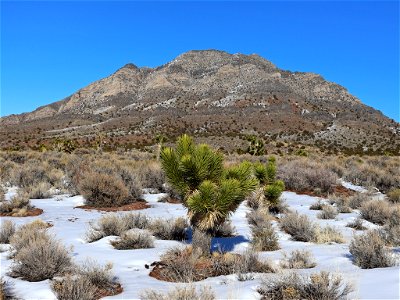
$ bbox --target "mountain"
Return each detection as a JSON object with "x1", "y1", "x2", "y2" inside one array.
[{"x1": 1, "y1": 50, "x2": 399, "y2": 154}]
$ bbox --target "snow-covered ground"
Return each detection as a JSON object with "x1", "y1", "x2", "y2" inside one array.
[{"x1": 0, "y1": 183, "x2": 399, "y2": 300}]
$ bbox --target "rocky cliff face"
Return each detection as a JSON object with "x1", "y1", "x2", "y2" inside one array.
[{"x1": 1, "y1": 50, "x2": 398, "y2": 154}]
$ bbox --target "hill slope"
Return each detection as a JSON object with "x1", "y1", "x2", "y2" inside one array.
[{"x1": 1, "y1": 50, "x2": 399, "y2": 154}]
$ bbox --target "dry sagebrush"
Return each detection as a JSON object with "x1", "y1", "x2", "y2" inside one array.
[
  {"x1": 360, "y1": 200, "x2": 392, "y2": 225},
  {"x1": 110, "y1": 229, "x2": 154, "y2": 250},
  {"x1": 280, "y1": 249, "x2": 316, "y2": 269},
  {"x1": 0, "y1": 220, "x2": 16, "y2": 244},
  {"x1": 141, "y1": 285, "x2": 215, "y2": 300},
  {"x1": 247, "y1": 209, "x2": 279, "y2": 251},
  {"x1": 258, "y1": 271, "x2": 353, "y2": 300}
]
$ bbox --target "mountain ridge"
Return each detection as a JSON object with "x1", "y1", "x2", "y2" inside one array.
[{"x1": 1, "y1": 50, "x2": 398, "y2": 154}]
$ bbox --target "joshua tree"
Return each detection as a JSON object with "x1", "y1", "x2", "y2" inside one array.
[{"x1": 160, "y1": 134, "x2": 257, "y2": 254}]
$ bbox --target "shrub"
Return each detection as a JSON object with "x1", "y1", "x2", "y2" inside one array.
[
  {"x1": 234, "y1": 249, "x2": 276, "y2": 281},
  {"x1": 248, "y1": 209, "x2": 279, "y2": 251},
  {"x1": 141, "y1": 285, "x2": 215, "y2": 300},
  {"x1": 209, "y1": 221, "x2": 235, "y2": 237},
  {"x1": 264, "y1": 180, "x2": 285, "y2": 208},
  {"x1": 10, "y1": 231, "x2": 72, "y2": 281},
  {"x1": 24, "y1": 181, "x2": 52, "y2": 199},
  {"x1": 387, "y1": 188, "x2": 400, "y2": 203},
  {"x1": 346, "y1": 218, "x2": 366, "y2": 230},
  {"x1": 0, "y1": 220, "x2": 16, "y2": 244},
  {"x1": 349, "y1": 230, "x2": 395, "y2": 268},
  {"x1": 280, "y1": 213, "x2": 316, "y2": 242},
  {"x1": 0, "y1": 192, "x2": 31, "y2": 215},
  {"x1": 78, "y1": 259, "x2": 115, "y2": 290},
  {"x1": 310, "y1": 200, "x2": 324, "y2": 210},
  {"x1": 0, "y1": 186, "x2": 5, "y2": 202},
  {"x1": 258, "y1": 271, "x2": 353, "y2": 300},
  {"x1": 111, "y1": 229, "x2": 154, "y2": 249},
  {"x1": 138, "y1": 162, "x2": 165, "y2": 192},
  {"x1": 317, "y1": 205, "x2": 338, "y2": 219},
  {"x1": 348, "y1": 192, "x2": 371, "y2": 209},
  {"x1": 78, "y1": 172, "x2": 130, "y2": 207},
  {"x1": 281, "y1": 249, "x2": 316, "y2": 269},
  {"x1": 150, "y1": 217, "x2": 188, "y2": 241},
  {"x1": 278, "y1": 160, "x2": 338, "y2": 193},
  {"x1": 314, "y1": 226, "x2": 345, "y2": 244},
  {"x1": 360, "y1": 200, "x2": 391, "y2": 225},
  {"x1": 9, "y1": 220, "x2": 50, "y2": 253},
  {"x1": 329, "y1": 195, "x2": 352, "y2": 213},
  {"x1": 247, "y1": 188, "x2": 264, "y2": 210},
  {"x1": 380, "y1": 206, "x2": 400, "y2": 246},
  {"x1": 52, "y1": 276, "x2": 97, "y2": 300},
  {"x1": 118, "y1": 167, "x2": 143, "y2": 200}
]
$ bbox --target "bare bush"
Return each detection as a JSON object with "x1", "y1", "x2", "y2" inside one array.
[
  {"x1": 118, "y1": 167, "x2": 143, "y2": 200},
  {"x1": 329, "y1": 195, "x2": 352, "y2": 213},
  {"x1": 258, "y1": 271, "x2": 353, "y2": 300},
  {"x1": 380, "y1": 206, "x2": 400, "y2": 246},
  {"x1": 0, "y1": 220, "x2": 16, "y2": 244},
  {"x1": 52, "y1": 276, "x2": 97, "y2": 300},
  {"x1": 248, "y1": 209, "x2": 279, "y2": 251},
  {"x1": 0, "y1": 192, "x2": 32, "y2": 215},
  {"x1": 10, "y1": 230, "x2": 72, "y2": 281},
  {"x1": 78, "y1": 172, "x2": 130, "y2": 207},
  {"x1": 314, "y1": 226, "x2": 345, "y2": 244},
  {"x1": 348, "y1": 192, "x2": 371, "y2": 209},
  {"x1": 387, "y1": 188, "x2": 400, "y2": 203},
  {"x1": 138, "y1": 162, "x2": 165, "y2": 191},
  {"x1": 150, "y1": 217, "x2": 187, "y2": 241},
  {"x1": 78, "y1": 259, "x2": 115, "y2": 290},
  {"x1": 24, "y1": 181, "x2": 52, "y2": 199},
  {"x1": 317, "y1": 205, "x2": 338, "y2": 219},
  {"x1": 360, "y1": 200, "x2": 391, "y2": 225},
  {"x1": 310, "y1": 200, "x2": 324, "y2": 210},
  {"x1": 346, "y1": 218, "x2": 366, "y2": 230},
  {"x1": 349, "y1": 230, "x2": 395, "y2": 269},
  {"x1": 0, "y1": 186, "x2": 5, "y2": 202},
  {"x1": 111, "y1": 229, "x2": 154, "y2": 249},
  {"x1": 281, "y1": 249, "x2": 316, "y2": 269},
  {"x1": 280, "y1": 213, "x2": 316, "y2": 242},
  {"x1": 9, "y1": 219, "x2": 50, "y2": 253},
  {"x1": 209, "y1": 221, "x2": 235, "y2": 237},
  {"x1": 141, "y1": 285, "x2": 215, "y2": 300},
  {"x1": 278, "y1": 160, "x2": 338, "y2": 193}
]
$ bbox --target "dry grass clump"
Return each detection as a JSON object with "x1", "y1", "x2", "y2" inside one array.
[
  {"x1": 0, "y1": 278, "x2": 17, "y2": 300},
  {"x1": 348, "y1": 192, "x2": 371, "y2": 209},
  {"x1": 248, "y1": 209, "x2": 279, "y2": 251},
  {"x1": 280, "y1": 249, "x2": 316, "y2": 269},
  {"x1": 149, "y1": 217, "x2": 188, "y2": 241},
  {"x1": 210, "y1": 221, "x2": 235, "y2": 237},
  {"x1": 152, "y1": 246, "x2": 275, "y2": 282},
  {"x1": 137, "y1": 162, "x2": 165, "y2": 192},
  {"x1": 0, "y1": 186, "x2": 5, "y2": 202},
  {"x1": 9, "y1": 220, "x2": 50, "y2": 253},
  {"x1": 387, "y1": 188, "x2": 400, "y2": 203},
  {"x1": 343, "y1": 156, "x2": 400, "y2": 193},
  {"x1": 258, "y1": 271, "x2": 353, "y2": 300},
  {"x1": 310, "y1": 200, "x2": 324, "y2": 210},
  {"x1": 380, "y1": 206, "x2": 400, "y2": 246},
  {"x1": 314, "y1": 226, "x2": 345, "y2": 244},
  {"x1": 280, "y1": 213, "x2": 344, "y2": 244},
  {"x1": 349, "y1": 230, "x2": 395, "y2": 269},
  {"x1": 317, "y1": 205, "x2": 338, "y2": 219},
  {"x1": 0, "y1": 192, "x2": 32, "y2": 216},
  {"x1": 9, "y1": 225, "x2": 72, "y2": 281},
  {"x1": 78, "y1": 172, "x2": 130, "y2": 207},
  {"x1": 51, "y1": 276, "x2": 97, "y2": 300},
  {"x1": 110, "y1": 229, "x2": 154, "y2": 250},
  {"x1": 346, "y1": 218, "x2": 366, "y2": 230},
  {"x1": 280, "y1": 213, "x2": 316, "y2": 242},
  {"x1": 0, "y1": 220, "x2": 16, "y2": 244},
  {"x1": 360, "y1": 200, "x2": 391, "y2": 225},
  {"x1": 78, "y1": 259, "x2": 116, "y2": 292},
  {"x1": 278, "y1": 159, "x2": 338, "y2": 193},
  {"x1": 141, "y1": 285, "x2": 215, "y2": 300},
  {"x1": 329, "y1": 195, "x2": 352, "y2": 213},
  {"x1": 24, "y1": 181, "x2": 53, "y2": 199}
]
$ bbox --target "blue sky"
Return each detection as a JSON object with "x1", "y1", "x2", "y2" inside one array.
[{"x1": 1, "y1": 1, "x2": 399, "y2": 121}]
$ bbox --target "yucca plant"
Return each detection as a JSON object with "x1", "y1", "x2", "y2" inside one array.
[{"x1": 160, "y1": 135, "x2": 257, "y2": 254}]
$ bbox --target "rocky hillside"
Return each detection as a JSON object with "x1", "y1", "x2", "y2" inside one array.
[{"x1": 1, "y1": 50, "x2": 399, "y2": 154}]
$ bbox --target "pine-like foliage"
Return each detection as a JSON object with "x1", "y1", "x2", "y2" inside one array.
[
  {"x1": 161, "y1": 135, "x2": 257, "y2": 234},
  {"x1": 160, "y1": 134, "x2": 223, "y2": 198}
]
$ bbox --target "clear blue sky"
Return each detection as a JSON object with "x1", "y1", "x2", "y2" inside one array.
[{"x1": 1, "y1": 1, "x2": 399, "y2": 121}]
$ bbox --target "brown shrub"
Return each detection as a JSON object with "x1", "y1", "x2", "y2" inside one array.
[
  {"x1": 10, "y1": 230, "x2": 72, "y2": 281},
  {"x1": 280, "y1": 213, "x2": 316, "y2": 242},
  {"x1": 346, "y1": 218, "x2": 366, "y2": 230},
  {"x1": 150, "y1": 217, "x2": 188, "y2": 241},
  {"x1": 52, "y1": 276, "x2": 97, "y2": 300},
  {"x1": 387, "y1": 188, "x2": 400, "y2": 203},
  {"x1": 317, "y1": 205, "x2": 338, "y2": 219},
  {"x1": 110, "y1": 229, "x2": 154, "y2": 249},
  {"x1": 258, "y1": 271, "x2": 353, "y2": 300},
  {"x1": 141, "y1": 285, "x2": 215, "y2": 300},
  {"x1": 349, "y1": 230, "x2": 395, "y2": 269},
  {"x1": 281, "y1": 249, "x2": 316, "y2": 269},
  {"x1": 360, "y1": 200, "x2": 391, "y2": 225},
  {"x1": 0, "y1": 220, "x2": 16, "y2": 244},
  {"x1": 0, "y1": 192, "x2": 32, "y2": 215},
  {"x1": 78, "y1": 172, "x2": 130, "y2": 207}
]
